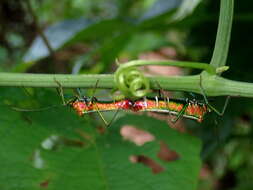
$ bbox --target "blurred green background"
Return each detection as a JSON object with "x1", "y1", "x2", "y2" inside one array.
[{"x1": 0, "y1": 0, "x2": 253, "y2": 189}]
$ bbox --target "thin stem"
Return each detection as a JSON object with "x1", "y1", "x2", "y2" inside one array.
[
  {"x1": 0, "y1": 73, "x2": 113, "y2": 88},
  {"x1": 118, "y1": 60, "x2": 216, "y2": 74},
  {"x1": 210, "y1": 0, "x2": 234, "y2": 68},
  {"x1": 1, "y1": 72, "x2": 253, "y2": 98}
]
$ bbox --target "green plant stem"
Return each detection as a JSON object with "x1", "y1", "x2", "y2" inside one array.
[
  {"x1": 0, "y1": 73, "x2": 113, "y2": 88},
  {"x1": 210, "y1": 0, "x2": 234, "y2": 68},
  {"x1": 1, "y1": 72, "x2": 253, "y2": 98},
  {"x1": 151, "y1": 73, "x2": 253, "y2": 97}
]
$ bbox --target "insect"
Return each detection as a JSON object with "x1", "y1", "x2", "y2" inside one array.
[
  {"x1": 68, "y1": 95, "x2": 211, "y2": 123},
  {"x1": 68, "y1": 97, "x2": 133, "y2": 116},
  {"x1": 132, "y1": 97, "x2": 210, "y2": 123}
]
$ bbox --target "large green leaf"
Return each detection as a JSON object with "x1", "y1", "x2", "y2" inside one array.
[
  {"x1": 23, "y1": 0, "x2": 203, "y2": 64},
  {"x1": 100, "y1": 115, "x2": 202, "y2": 190},
  {"x1": 71, "y1": 21, "x2": 135, "y2": 73},
  {"x1": 0, "y1": 88, "x2": 201, "y2": 190}
]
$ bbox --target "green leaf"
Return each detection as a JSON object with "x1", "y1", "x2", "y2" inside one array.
[
  {"x1": 138, "y1": 0, "x2": 202, "y2": 29},
  {"x1": 23, "y1": 18, "x2": 132, "y2": 63},
  {"x1": 101, "y1": 115, "x2": 202, "y2": 190},
  {"x1": 171, "y1": 0, "x2": 202, "y2": 22},
  {"x1": 122, "y1": 32, "x2": 167, "y2": 57},
  {"x1": 71, "y1": 20, "x2": 135, "y2": 73},
  {"x1": 67, "y1": 19, "x2": 131, "y2": 44},
  {"x1": 97, "y1": 31, "x2": 133, "y2": 71},
  {"x1": 139, "y1": 0, "x2": 181, "y2": 22},
  {"x1": 0, "y1": 88, "x2": 201, "y2": 190},
  {"x1": 23, "y1": 18, "x2": 93, "y2": 62}
]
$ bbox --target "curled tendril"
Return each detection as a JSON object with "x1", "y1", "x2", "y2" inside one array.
[{"x1": 114, "y1": 66, "x2": 150, "y2": 98}]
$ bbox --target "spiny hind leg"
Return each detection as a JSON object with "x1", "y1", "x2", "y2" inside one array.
[
  {"x1": 90, "y1": 79, "x2": 110, "y2": 127},
  {"x1": 170, "y1": 103, "x2": 188, "y2": 124},
  {"x1": 199, "y1": 75, "x2": 230, "y2": 116}
]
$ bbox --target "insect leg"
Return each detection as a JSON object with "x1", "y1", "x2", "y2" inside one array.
[
  {"x1": 155, "y1": 80, "x2": 183, "y2": 123},
  {"x1": 91, "y1": 79, "x2": 99, "y2": 101},
  {"x1": 199, "y1": 75, "x2": 230, "y2": 116},
  {"x1": 54, "y1": 78, "x2": 66, "y2": 105},
  {"x1": 170, "y1": 103, "x2": 188, "y2": 123},
  {"x1": 90, "y1": 79, "x2": 110, "y2": 126},
  {"x1": 107, "y1": 109, "x2": 120, "y2": 127}
]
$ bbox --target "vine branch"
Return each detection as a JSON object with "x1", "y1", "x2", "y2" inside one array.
[
  {"x1": 210, "y1": 0, "x2": 234, "y2": 68},
  {"x1": 0, "y1": 72, "x2": 253, "y2": 98}
]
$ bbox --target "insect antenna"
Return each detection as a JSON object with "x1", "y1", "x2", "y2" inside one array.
[
  {"x1": 213, "y1": 118, "x2": 221, "y2": 145},
  {"x1": 21, "y1": 86, "x2": 34, "y2": 98},
  {"x1": 11, "y1": 80, "x2": 69, "y2": 112},
  {"x1": 11, "y1": 105, "x2": 60, "y2": 112}
]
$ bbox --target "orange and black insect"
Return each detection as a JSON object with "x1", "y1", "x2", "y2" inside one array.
[{"x1": 68, "y1": 96, "x2": 211, "y2": 123}]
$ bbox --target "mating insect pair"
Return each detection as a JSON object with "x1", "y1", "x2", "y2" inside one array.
[
  {"x1": 66, "y1": 85, "x2": 229, "y2": 126},
  {"x1": 69, "y1": 96, "x2": 210, "y2": 123}
]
